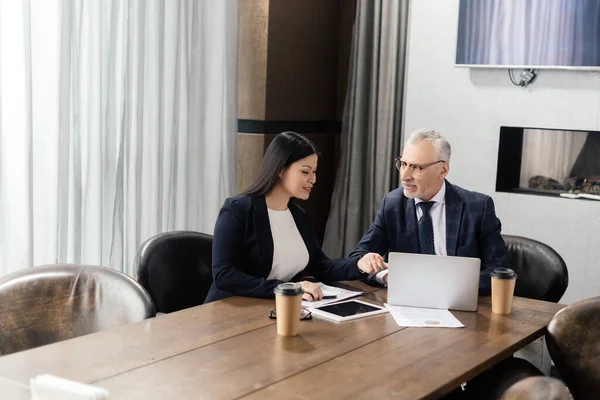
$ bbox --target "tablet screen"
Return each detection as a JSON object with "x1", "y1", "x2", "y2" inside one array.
[{"x1": 316, "y1": 300, "x2": 382, "y2": 317}]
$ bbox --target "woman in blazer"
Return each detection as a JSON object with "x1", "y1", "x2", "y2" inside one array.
[{"x1": 204, "y1": 132, "x2": 386, "y2": 303}]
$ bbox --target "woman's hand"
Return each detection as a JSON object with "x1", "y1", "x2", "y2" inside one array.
[
  {"x1": 357, "y1": 252, "x2": 388, "y2": 275},
  {"x1": 298, "y1": 281, "x2": 323, "y2": 301}
]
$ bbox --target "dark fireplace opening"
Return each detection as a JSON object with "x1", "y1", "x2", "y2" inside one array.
[{"x1": 496, "y1": 126, "x2": 600, "y2": 200}]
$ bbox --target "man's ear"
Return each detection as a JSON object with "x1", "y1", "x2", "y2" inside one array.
[{"x1": 440, "y1": 162, "x2": 449, "y2": 178}]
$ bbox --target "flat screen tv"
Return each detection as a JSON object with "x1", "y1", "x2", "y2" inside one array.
[{"x1": 456, "y1": 0, "x2": 600, "y2": 70}]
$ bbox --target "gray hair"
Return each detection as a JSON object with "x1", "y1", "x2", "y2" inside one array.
[{"x1": 404, "y1": 129, "x2": 451, "y2": 161}]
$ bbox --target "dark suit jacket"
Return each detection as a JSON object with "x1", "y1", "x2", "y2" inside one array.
[
  {"x1": 205, "y1": 195, "x2": 363, "y2": 303},
  {"x1": 350, "y1": 181, "x2": 508, "y2": 294}
]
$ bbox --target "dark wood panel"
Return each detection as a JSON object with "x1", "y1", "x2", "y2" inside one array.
[
  {"x1": 238, "y1": 120, "x2": 342, "y2": 134},
  {"x1": 0, "y1": 297, "x2": 276, "y2": 385},
  {"x1": 238, "y1": 0, "x2": 268, "y2": 120},
  {"x1": 237, "y1": 133, "x2": 267, "y2": 193},
  {"x1": 241, "y1": 300, "x2": 564, "y2": 400},
  {"x1": 266, "y1": 0, "x2": 341, "y2": 120},
  {"x1": 95, "y1": 307, "x2": 403, "y2": 399}
]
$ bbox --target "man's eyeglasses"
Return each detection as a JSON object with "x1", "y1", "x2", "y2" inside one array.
[
  {"x1": 394, "y1": 158, "x2": 446, "y2": 175},
  {"x1": 268, "y1": 308, "x2": 313, "y2": 321}
]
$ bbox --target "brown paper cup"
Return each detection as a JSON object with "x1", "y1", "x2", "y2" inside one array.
[
  {"x1": 274, "y1": 283, "x2": 304, "y2": 337},
  {"x1": 491, "y1": 267, "x2": 517, "y2": 315}
]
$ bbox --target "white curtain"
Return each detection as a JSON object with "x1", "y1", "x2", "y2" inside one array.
[
  {"x1": 0, "y1": 0, "x2": 238, "y2": 277},
  {"x1": 519, "y1": 129, "x2": 588, "y2": 188}
]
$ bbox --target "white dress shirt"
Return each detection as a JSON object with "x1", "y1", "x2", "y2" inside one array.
[
  {"x1": 266, "y1": 208, "x2": 310, "y2": 282},
  {"x1": 374, "y1": 182, "x2": 447, "y2": 285}
]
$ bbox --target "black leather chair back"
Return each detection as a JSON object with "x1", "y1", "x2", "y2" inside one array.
[
  {"x1": 502, "y1": 235, "x2": 568, "y2": 302},
  {"x1": 135, "y1": 230, "x2": 213, "y2": 313},
  {"x1": 0, "y1": 264, "x2": 155, "y2": 356},
  {"x1": 546, "y1": 297, "x2": 600, "y2": 400}
]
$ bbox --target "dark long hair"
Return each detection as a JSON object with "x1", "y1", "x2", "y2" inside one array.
[{"x1": 242, "y1": 131, "x2": 320, "y2": 196}]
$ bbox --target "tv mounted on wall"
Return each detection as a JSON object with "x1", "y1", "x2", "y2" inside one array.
[{"x1": 455, "y1": 0, "x2": 600, "y2": 70}]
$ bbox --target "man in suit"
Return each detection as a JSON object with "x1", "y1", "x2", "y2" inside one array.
[{"x1": 352, "y1": 128, "x2": 508, "y2": 294}]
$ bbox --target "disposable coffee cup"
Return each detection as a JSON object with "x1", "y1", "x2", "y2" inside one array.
[
  {"x1": 491, "y1": 267, "x2": 517, "y2": 315},
  {"x1": 274, "y1": 283, "x2": 304, "y2": 336}
]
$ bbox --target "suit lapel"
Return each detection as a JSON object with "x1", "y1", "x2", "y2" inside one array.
[
  {"x1": 445, "y1": 181, "x2": 463, "y2": 256},
  {"x1": 253, "y1": 196, "x2": 274, "y2": 274}
]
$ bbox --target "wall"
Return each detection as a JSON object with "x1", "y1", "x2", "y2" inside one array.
[{"x1": 403, "y1": 0, "x2": 600, "y2": 303}]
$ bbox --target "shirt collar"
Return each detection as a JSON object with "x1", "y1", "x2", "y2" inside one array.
[{"x1": 415, "y1": 181, "x2": 446, "y2": 206}]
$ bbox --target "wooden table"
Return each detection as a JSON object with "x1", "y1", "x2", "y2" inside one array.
[{"x1": 0, "y1": 283, "x2": 563, "y2": 400}]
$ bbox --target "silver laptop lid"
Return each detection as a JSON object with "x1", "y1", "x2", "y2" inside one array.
[{"x1": 387, "y1": 252, "x2": 481, "y2": 312}]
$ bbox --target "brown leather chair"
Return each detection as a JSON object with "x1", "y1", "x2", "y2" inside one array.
[
  {"x1": 500, "y1": 376, "x2": 571, "y2": 400},
  {"x1": 0, "y1": 264, "x2": 155, "y2": 356},
  {"x1": 546, "y1": 296, "x2": 600, "y2": 400},
  {"x1": 135, "y1": 231, "x2": 213, "y2": 313},
  {"x1": 502, "y1": 235, "x2": 568, "y2": 302}
]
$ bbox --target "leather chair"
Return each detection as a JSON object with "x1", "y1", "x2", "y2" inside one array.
[
  {"x1": 0, "y1": 264, "x2": 155, "y2": 356},
  {"x1": 500, "y1": 376, "x2": 571, "y2": 400},
  {"x1": 545, "y1": 296, "x2": 600, "y2": 400},
  {"x1": 463, "y1": 357, "x2": 545, "y2": 400},
  {"x1": 485, "y1": 236, "x2": 569, "y2": 400},
  {"x1": 502, "y1": 235, "x2": 568, "y2": 302},
  {"x1": 135, "y1": 230, "x2": 213, "y2": 313}
]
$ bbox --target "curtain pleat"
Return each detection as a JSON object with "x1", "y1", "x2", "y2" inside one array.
[
  {"x1": 322, "y1": 0, "x2": 409, "y2": 258},
  {"x1": 0, "y1": 0, "x2": 238, "y2": 277}
]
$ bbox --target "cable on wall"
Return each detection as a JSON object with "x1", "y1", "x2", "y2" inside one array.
[{"x1": 508, "y1": 69, "x2": 537, "y2": 87}]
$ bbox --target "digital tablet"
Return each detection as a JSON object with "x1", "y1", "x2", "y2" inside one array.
[{"x1": 309, "y1": 299, "x2": 388, "y2": 322}]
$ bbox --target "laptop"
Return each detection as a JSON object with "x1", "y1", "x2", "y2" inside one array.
[{"x1": 387, "y1": 252, "x2": 481, "y2": 312}]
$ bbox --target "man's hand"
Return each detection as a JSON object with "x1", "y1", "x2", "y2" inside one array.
[{"x1": 357, "y1": 253, "x2": 388, "y2": 275}]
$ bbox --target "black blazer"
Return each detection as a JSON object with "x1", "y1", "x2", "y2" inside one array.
[{"x1": 204, "y1": 195, "x2": 363, "y2": 303}]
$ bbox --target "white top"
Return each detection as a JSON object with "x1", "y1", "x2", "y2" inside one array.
[
  {"x1": 266, "y1": 208, "x2": 310, "y2": 282},
  {"x1": 374, "y1": 182, "x2": 447, "y2": 285}
]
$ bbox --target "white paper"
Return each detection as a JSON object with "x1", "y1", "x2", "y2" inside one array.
[
  {"x1": 579, "y1": 193, "x2": 600, "y2": 201},
  {"x1": 384, "y1": 304, "x2": 464, "y2": 328},
  {"x1": 30, "y1": 374, "x2": 109, "y2": 400},
  {"x1": 301, "y1": 282, "x2": 363, "y2": 308},
  {"x1": 560, "y1": 193, "x2": 580, "y2": 199}
]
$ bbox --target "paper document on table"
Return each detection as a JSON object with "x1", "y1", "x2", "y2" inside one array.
[
  {"x1": 30, "y1": 374, "x2": 110, "y2": 399},
  {"x1": 301, "y1": 283, "x2": 363, "y2": 308},
  {"x1": 384, "y1": 304, "x2": 464, "y2": 328}
]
